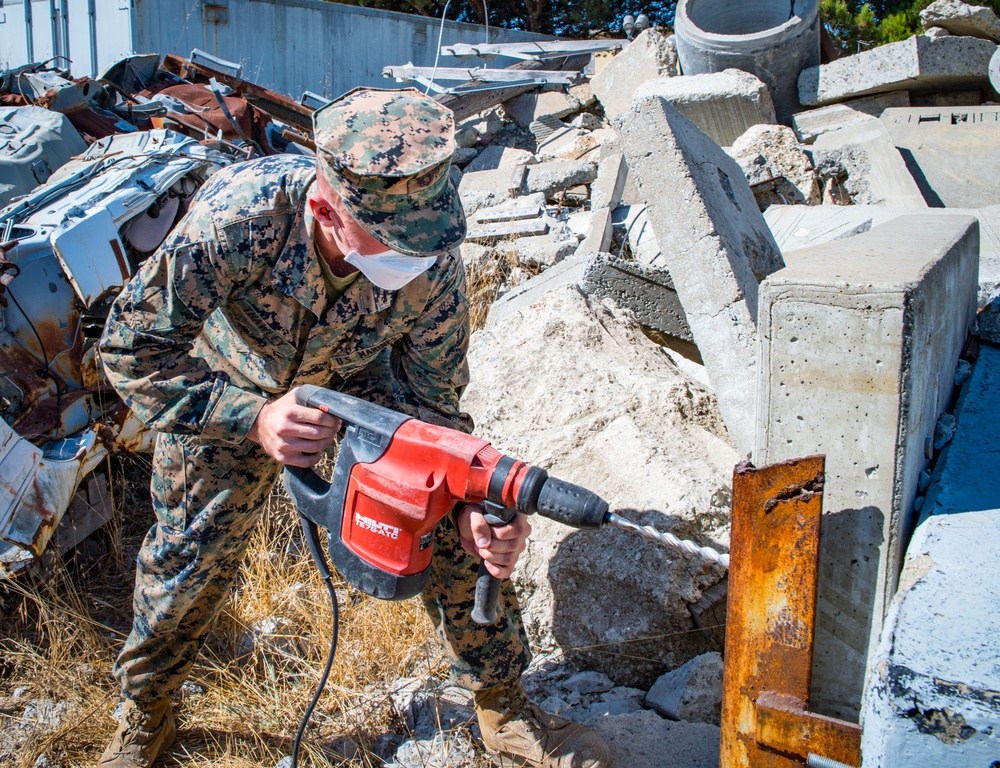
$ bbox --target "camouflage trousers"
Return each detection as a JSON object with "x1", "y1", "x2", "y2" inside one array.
[{"x1": 114, "y1": 431, "x2": 531, "y2": 706}]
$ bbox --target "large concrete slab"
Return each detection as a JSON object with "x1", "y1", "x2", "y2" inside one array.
[
  {"x1": 632, "y1": 69, "x2": 776, "y2": 147},
  {"x1": 799, "y1": 34, "x2": 997, "y2": 106},
  {"x1": 616, "y1": 95, "x2": 784, "y2": 455},
  {"x1": 765, "y1": 203, "x2": 1000, "y2": 306},
  {"x1": 755, "y1": 215, "x2": 979, "y2": 719},
  {"x1": 880, "y1": 105, "x2": 1000, "y2": 208},
  {"x1": 862, "y1": 344, "x2": 1000, "y2": 767},
  {"x1": 811, "y1": 117, "x2": 929, "y2": 207}
]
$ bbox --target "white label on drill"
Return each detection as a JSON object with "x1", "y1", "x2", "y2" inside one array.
[{"x1": 355, "y1": 512, "x2": 400, "y2": 540}]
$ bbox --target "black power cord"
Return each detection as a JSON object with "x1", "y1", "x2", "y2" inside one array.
[{"x1": 291, "y1": 517, "x2": 340, "y2": 768}]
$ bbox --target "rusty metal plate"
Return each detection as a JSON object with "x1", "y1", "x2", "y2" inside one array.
[{"x1": 720, "y1": 456, "x2": 860, "y2": 768}]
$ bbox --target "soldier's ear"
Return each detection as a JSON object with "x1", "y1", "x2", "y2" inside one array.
[{"x1": 309, "y1": 195, "x2": 334, "y2": 224}]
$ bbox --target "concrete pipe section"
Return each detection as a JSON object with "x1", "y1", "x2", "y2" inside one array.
[{"x1": 674, "y1": 0, "x2": 820, "y2": 125}]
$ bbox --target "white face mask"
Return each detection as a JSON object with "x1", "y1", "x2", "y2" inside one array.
[{"x1": 344, "y1": 250, "x2": 437, "y2": 291}]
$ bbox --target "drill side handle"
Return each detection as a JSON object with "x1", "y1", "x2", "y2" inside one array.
[
  {"x1": 470, "y1": 502, "x2": 517, "y2": 625},
  {"x1": 469, "y1": 475, "x2": 610, "y2": 626}
]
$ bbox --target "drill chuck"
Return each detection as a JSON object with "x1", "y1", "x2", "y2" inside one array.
[{"x1": 511, "y1": 466, "x2": 609, "y2": 528}]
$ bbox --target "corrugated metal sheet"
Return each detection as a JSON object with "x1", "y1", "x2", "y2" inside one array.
[{"x1": 2, "y1": 0, "x2": 551, "y2": 103}]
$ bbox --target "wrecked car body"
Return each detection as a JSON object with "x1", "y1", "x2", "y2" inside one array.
[
  {"x1": 0, "y1": 129, "x2": 235, "y2": 574},
  {"x1": 0, "y1": 49, "x2": 328, "y2": 575}
]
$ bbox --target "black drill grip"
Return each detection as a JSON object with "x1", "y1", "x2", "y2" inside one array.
[
  {"x1": 471, "y1": 501, "x2": 516, "y2": 625},
  {"x1": 471, "y1": 562, "x2": 501, "y2": 625}
]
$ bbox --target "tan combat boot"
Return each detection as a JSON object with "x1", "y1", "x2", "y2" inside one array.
[
  {"x1": 475, "y1": 681, "x2": 613, "y2": 768},
  {"x1": 98, "y1": 699, "x2": 176, "y2": 768}
]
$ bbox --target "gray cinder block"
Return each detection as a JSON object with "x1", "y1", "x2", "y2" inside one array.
[
  {"x1": 755, "y1": 215, "x2": 979, "y2": 719},
  {"x1": 616, "y1": 95, "x2": 784, "y2": 456},
  {"x1": 579, "y1": 254, "x2": 693, "y2": 343}
]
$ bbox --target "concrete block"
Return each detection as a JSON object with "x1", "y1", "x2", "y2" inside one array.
[
  {"x1": 571, "y1": 112, "x2": 603, "y2": 130},
  {"x1": 791, "y1": 90, "x2": 911, "y2": 144},
  {"x1": 633, "y1": 69, "x2": 776, "y2": 148},
  {"x1": 458, "y1": 167, "x2": 515, "y2": 215},
  {"x1": 524, "y1": 158, "x2": 598, "y2": 197},
  {"x1": 799, "y1": 34, "x2": 997, "y2": 106},
  {"x1": 579, "y1": 253, "x2": 693, "y2": 342},
  {"x1": 765, "y1": 202, "x2": 1000, "y2": 306},
  {"x1": 880, "y1": 105, "x2": 1000, "y2": 208},
  {"x1": 811, "y1": 117, "x2": 928, "y2": 207},
  {"x1": 504, "y1": 90, "x2": 578, "y2": 129},
  {"x1": 580, "y1": 207, "x2": 613, "y2": 253},
  {"x1": 534, "y1": 125, "x2": 585, "y2": 160},
  {"x1": 616, "y1": 95, "x2": 784, "y2": 455},
  {"x1": 921, "y1": 0, "x2": 1000, "y2": 41},
  {"x1": 451, "y1": 147, "x2": 478, "y2": 167},
  {"x1": 591, "y1": 28, "x2": 680, "y2": 120},
  {"x1": 590, "y1": 153, "x2": 628, "y2": 210},
  {"x1": 863, "y1": 345, "x2": 1000, "y2": 765},
  {"x1": 754, "y1": 215, "x2": 979, "y2": 719},
  {"x1": 464, "y1": 144, "x2": 533, "y2": 174},
  {"x1": 508, "y1": 232, "x2": 579, "y2": 270}
]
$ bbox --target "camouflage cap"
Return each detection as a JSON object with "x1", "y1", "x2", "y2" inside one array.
[{"x1": 312, "y1": 87, "x2": 466, "y2": 256}]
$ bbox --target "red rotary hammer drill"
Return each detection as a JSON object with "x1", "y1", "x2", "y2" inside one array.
[{"x1": 282, "y1": 385, "x2": 610, "y2": 623}]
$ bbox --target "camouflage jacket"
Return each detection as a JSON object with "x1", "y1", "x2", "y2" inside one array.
[{"x1": 99, "y1": 154, "x2": 472, "y2": 445}]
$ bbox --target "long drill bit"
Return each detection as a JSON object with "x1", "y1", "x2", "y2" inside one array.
[{"x1": 604, "y1": 512, "x2": 730, "y2": 569}]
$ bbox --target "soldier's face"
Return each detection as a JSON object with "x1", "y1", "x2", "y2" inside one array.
[{"x1": 311, "y1": 174, "x2": 386, "y2": 257}]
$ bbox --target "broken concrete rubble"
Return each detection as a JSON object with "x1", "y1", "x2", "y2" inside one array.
[
  {"x1": 464, "y1": 285, "x2": 736, "y2": 687},
  {"x1": 632, "y1": 69, "x2": 776, "y2": 148},
  {"x1": 616, "y1": 94, "x2": 784, "y2": 457},
  {"x1": 799, "y1": 33, "x2": 997, "y2": 107},
  {"x1": 727, "y1": 123, "x2": 820, "y2": 209},
  {"x1": 810, "y1": 117, "x2": 929, "y2": 207},
  {"x1": 644, "y1": 651, "x2": 724, "y2": 725},
  {"x1": 920, "y1": 0, "x2": 1000, "y2": 42}
]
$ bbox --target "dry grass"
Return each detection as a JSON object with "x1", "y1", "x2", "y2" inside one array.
[
  {"x1": 464, "y1": 239, "x2": 539, "y2": 332},
  {"x1": 0, "y1": 453, "x2": 443, "y2": 768}
]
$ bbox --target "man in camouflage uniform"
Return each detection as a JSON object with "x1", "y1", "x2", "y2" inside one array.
[{"x1": 98, "y1": 88, "x2": 612, "y2": 768}]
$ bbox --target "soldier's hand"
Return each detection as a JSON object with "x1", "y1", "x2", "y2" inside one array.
[
  {"x1": 248, "y1": 388, "x2": 341, "y2": 466},
  {"x1": 457, "y1": 504, "x2": 531, "y2": 579}
]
